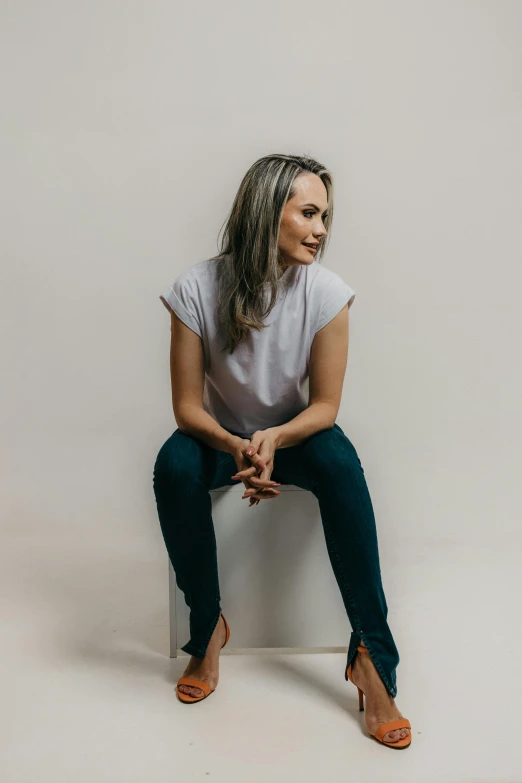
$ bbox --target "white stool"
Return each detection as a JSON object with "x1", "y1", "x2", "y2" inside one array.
[{"x1": 169, "y1": 484, "x2": 350, "y2": 657}]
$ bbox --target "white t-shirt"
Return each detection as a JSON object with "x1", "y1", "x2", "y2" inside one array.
[{"x1": 159, "y1": 257, "x2": 356, "y2": 439}]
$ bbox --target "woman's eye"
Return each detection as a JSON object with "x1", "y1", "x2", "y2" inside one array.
[{"x1": 303, "y1": 210, "x2": 328, "y2": 221}]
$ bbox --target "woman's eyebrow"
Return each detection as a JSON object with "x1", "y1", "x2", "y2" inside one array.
[{"x1": 302, "y1": 202, "x2": 328, "y2": 212}]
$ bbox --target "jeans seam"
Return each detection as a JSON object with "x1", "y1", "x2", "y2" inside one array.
[
  {"x1": 313, "y1": 479, "x2": 396, "y2": 699},
  {"x1": 353, "y1": 637, "x2": 396, "y2": 697},
  {"x1": 186, "y1": 604, "x2": 222, "y2": 658}
]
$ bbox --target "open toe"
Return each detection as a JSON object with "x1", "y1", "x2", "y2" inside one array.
[
  {"x1": 176, "y1": 677, "x2": 212, "y2": 703},
  {"x1": 374, "y1": 720, "x2": 412, "y2": 748},
  {"x1": 179, "y1": 684, "x2": 204, "y2": 698}
]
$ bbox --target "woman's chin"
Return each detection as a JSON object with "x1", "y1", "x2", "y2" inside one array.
[{"x1": 279, "y1": 250, "x2": 316, "y2": 268}]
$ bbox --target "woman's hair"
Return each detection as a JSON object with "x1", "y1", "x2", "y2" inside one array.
[{"x1": 212, "y1": 153, "x2": 334, "y2": 354}]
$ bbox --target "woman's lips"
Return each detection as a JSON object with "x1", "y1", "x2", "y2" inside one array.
[{"x1": 303, "y1": 244, "x2": 317, "y2": 254}]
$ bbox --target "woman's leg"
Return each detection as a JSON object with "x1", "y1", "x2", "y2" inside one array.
[
  {"x1": 152, "y1": 428, "x2": 236, "y2": 658},
  {"x1": 271, "y1": 422, "x2": 400, "y2": 698}
]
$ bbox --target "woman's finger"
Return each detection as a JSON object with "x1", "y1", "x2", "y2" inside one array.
[
  {"x1": 248, "y1": 492, "x2": 279, "y2": 504},
  {"x1": 246, "y1": 477, "x2": 280, "y2": 488},
  {"x1": 240, "y1": 471, "x2": 279, "y2": 485},
  {"x1": 242, "y1": 488, "x2": 280, "y2": 498},
  {"x1": 247, "y1": 454, "x2": 266, "y2": 471},
  {"x1": 234, "y1": 458, "x2": 265, "y2": 475},
  {"x1": 232, "y1": 466, "x2": 258, "y2": 479}
]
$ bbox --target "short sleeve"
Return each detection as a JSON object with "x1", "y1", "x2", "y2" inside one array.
[
  {"x1": 314, "y1": 268, "x2": 356, "y2": 334},
  {"x1": 159, "y1": 272, "x2": 202, "y2": 338}
]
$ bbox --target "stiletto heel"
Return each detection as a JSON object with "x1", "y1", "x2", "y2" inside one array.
[
  {"x1": 346, "y1": 643, "x2": 412, "y2": 749},
  {"x1": 176, "y1": 612, "x2": 230, "y2": 704}
]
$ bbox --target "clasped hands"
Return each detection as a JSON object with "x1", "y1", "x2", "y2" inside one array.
[{"x1": 231, "y1": 429, "x2": 281, "y2": 507}]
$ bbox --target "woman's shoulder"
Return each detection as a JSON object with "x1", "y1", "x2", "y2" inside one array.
[
  {"x1": 165, "y1": 257, "x2": 222, "y2": 306},
  {"x1": 159, "y1": 257, "x2": 221, "y2": 331},
  {"x1": 306, "y1": 261, "x2": 353, "y2": 298},
  {"x1": 307, "y1": 261, "x2": 357, "y2": 322},
  {"x1": 309, "y1": 260, "x2": 347, "y2": 285}
]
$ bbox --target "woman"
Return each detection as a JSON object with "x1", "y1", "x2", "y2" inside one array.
[{"x1": 153, "y1": 153, "x2": 411, "y2": 749}]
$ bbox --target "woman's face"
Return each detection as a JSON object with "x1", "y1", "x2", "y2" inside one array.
[{"x1": 277, "y1": 173, "x2": 328, "y2": 270}]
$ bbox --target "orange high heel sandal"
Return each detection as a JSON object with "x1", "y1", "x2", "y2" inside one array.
[
  {"x1": 346, "y1": 643, "x2": 412, "y2": 749},
  {"x1": 176, "y1": 612, "x2": 231, "y2": 704}
]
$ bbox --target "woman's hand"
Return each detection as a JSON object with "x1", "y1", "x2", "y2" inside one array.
[
  {"x1": 232, "y1": 436, "x2": 280, "y2": 506},
  {"x1": 231, "y1": 430, "x2": 280, "y2": 507}
]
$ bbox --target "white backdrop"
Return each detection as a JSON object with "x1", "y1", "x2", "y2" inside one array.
[
  {"x1": 1, "y1": 3, "x2": 521, "y2": 776},
  {"x1": 3, "y1": 3, "x2": 520, "y2": 543}
]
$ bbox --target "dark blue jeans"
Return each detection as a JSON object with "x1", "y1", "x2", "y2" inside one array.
[{"x1": 152, "y1": 422, "x2": 400, "y2": 698}]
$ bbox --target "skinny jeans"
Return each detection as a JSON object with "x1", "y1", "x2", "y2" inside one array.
[{"x1": 152, "y1": 422, "x2": 400, "y2": 698}]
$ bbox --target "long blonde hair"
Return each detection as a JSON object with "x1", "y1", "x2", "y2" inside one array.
[{"x1": 212, "y1": 153, "x2": 334, "y2": 354}]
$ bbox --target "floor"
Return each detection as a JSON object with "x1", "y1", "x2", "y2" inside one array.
[{"x1": 2, "y1": 530, "x2": 521, "y2": 783}]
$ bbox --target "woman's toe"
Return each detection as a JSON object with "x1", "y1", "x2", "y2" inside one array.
[
  {"x1": 179, "y1": 684, "x2": 203, "y2": 697},
  {"x1": 384, "y1": 730, "x2": 400, "y2": 742}
]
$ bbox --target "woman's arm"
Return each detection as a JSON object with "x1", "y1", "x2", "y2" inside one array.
[
  {"x1": 168, "y1": 311, "x2": 241, "y2": 455},
  {"x1": 269, "y1": 304, "x2": 349, "y2": 449}
]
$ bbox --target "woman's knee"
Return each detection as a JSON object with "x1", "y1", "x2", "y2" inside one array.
[
  {"x1": 307, "y1": 429, "x2": 365, "y2": 481},
  {"x1": 153, "y1": 430, "x2": 205, "y2": 484}
]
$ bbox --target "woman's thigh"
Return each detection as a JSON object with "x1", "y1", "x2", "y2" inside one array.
[
  {"x1": 209, "y1": 423, "x2": 360, "y2": 492},
  {"x1": 271, "y1": 422, "x2": 365, "y2": 490},
  {"x1": 153, "y1": 428, "x2": 239, "y2": 491},
  {"x1": 153, "y1": 423, "x2": 364, "y2": 493}
]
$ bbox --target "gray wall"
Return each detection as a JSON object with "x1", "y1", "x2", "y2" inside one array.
[{"x1": 2, "y1": 1, "x2": 521, "y2": 557}]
